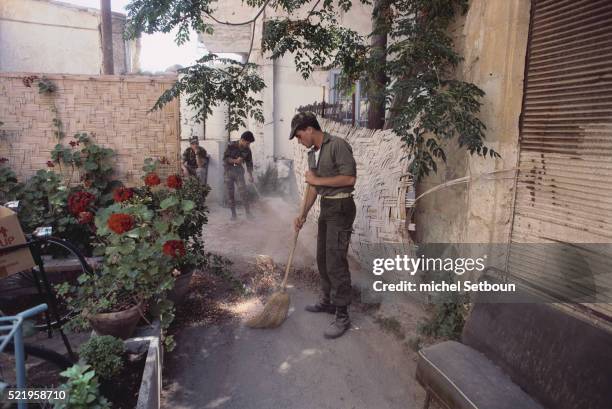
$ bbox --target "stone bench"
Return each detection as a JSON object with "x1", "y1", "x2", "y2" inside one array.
[{"x1": 416, "y1": 301, "x2": 612, "y2": 409}]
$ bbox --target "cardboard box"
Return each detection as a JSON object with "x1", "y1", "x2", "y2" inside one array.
[{"x1": 0, "y1": 206, "x2": 36, "y2": 278}]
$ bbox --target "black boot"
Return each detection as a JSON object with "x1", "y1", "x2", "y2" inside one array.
[
  {"x1": 230, "y1": 208, "x2": 237, "y2": 220},
  {"x1": 324, "y1": 306, "x2": 350, "y2": 339},
  {"x1": 304, "y1": 301, "x2": 335, "y2": 314}
]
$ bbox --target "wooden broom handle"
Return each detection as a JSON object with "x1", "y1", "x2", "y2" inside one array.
[{"x1": 280, "y1": 183, "x2": 311, "y2": 290}]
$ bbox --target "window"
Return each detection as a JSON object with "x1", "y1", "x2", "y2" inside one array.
[{"x1": 329, "y1": 71, "x2": 369, "y2": 128}]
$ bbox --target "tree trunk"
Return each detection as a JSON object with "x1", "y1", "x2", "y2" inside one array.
[
  {"x1": 101, "y1": 0, "x2": 114, "y2": 75},
  {"x1": 367, "y1": 0, "x2": 390, "y2": 130}
]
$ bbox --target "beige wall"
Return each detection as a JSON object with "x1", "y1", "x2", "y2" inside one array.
[
  {"x1": 416, "y1": 0, "x2": 531, "y2": 244},
  {"x1": 0, "y1": 0, "x2": 134, "y2": 74},
  {"x1": 0, "y1": 72, "x2": 180, "y2": 185}
]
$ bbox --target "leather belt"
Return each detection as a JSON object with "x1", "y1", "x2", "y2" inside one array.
[{"x1": 322, "y1": 192, "x2": 352, "y2": 199}]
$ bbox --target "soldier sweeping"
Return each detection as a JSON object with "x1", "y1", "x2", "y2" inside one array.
[
  {"x1": 291, "y1": 112, "x2": 357, "y2": 339},
  {"x1": 224, "y1": 131, "x2": 255, "y2": 220}
]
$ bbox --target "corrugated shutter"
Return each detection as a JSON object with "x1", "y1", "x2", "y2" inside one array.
[{"x1": 508, "y1": 0, "x2": 612, "y2": 321}]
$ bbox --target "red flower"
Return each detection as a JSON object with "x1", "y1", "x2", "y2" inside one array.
[
  {"x1": 144, "y1": 172, "x2": 161, "y2": 187},
  {"x1": 166, "y1": 174, "x2": 182, "y2": 189},
  {"x1": 69, "y1": 140, "x2": 77, "y2": 147},
  {"x1": 47, "y1": 161, "x2": 55, "y2": 168},
  {"x1": 107, "y1": 213, "x2": 135, "y2": 234},
  {"x1": 163, "y1": 240, "x2": 186, "y2": 258},
  {"x1": 113, "y1": 187, "x2": 134, "y2": 203},
  {"x1": 78, "y1": 211, "x2": 94, "y2": 224},
  {"x1": 67, "y1": 191, "x2": 96, "y2": 216}
]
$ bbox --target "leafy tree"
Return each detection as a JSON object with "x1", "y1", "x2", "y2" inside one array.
[{"x1": 125, "y1": 0, "x2": 499, "y2": 181}]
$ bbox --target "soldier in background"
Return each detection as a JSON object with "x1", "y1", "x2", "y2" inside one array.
[
  {"x1": 224, "y1": 131, "x2": 255, "y2": 220},
  {"x1": 182, "y1": 137, "x2": 208, "y2": 184}
]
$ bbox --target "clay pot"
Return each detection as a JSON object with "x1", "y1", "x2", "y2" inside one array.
[
  {"x1": 168, "y1": 269, "x2": 195, "y2": 304},
  {"x1": 88, "y1": 302, "x2": 143, "y2": 339}
]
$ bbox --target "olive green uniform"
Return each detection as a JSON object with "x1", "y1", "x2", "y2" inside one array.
[
  {"x1": 308, "y1": 132, "x2": 357, "y2": 307},
  {"x1": 223, "y1": 141, "x2": 253, "y2": 211}
]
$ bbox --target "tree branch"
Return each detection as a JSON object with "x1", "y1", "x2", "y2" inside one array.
[{"x1": 205, "y1": 0, "x2": 272, "y2": 26}]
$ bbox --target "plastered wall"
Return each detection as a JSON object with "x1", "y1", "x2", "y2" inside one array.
[{"x1": 416, "y1": 0, "x2": 531, "y2": 244}]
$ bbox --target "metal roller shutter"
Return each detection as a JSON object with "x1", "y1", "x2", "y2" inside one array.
[{"x1": 508, "y1": 0, "x2": 612, "y2": 321}]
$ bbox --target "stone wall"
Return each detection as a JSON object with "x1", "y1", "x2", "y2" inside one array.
[
  {"x1": 415, "y1": 0, "x2": 531, "y2": 244},
  {"x1": 293, "y1": 119, "x2": 415, "y2": 266},
  {"x1": 0, "y1": 72, "x2": 180, "y2": 185}
]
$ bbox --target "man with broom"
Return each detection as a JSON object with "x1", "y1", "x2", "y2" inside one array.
[{"x1": 291, "y1": 111, "x2": 357, "y2": 339}]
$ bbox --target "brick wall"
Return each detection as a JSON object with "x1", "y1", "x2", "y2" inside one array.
[{"x1": 0, "y1": 72, "x2": 180, "y2": 186}]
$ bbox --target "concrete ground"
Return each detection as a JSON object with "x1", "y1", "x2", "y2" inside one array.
[{"x1": 162, "y1": 196, "x2": 429, "y2": 409}]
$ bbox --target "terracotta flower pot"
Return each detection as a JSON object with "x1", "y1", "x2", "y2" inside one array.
[
  {"x1": 168, "y1": 270, "x2": 195, "y2": 304},
  {"x1": 88, "y1": 302, "x2": 143, "y2": 340}
]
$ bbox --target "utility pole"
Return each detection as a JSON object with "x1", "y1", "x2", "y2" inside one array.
[{"x1": 101, "y1": 0, "x2": 114, "y2": 74}]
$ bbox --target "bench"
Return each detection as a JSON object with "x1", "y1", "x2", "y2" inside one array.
[{"x1": 416, "y1": 301, "x2": 612, "y2": 409}]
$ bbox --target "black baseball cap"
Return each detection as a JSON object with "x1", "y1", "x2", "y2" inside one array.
[
  {"x1": 241, "y1": 131, "x2": 255, "y2": 142},
  {"x1": 290, "y1": 111, "x2": 320, "y2": 139}
]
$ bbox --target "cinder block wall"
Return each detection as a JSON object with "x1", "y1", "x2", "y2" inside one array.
[{"x1": 0, "y1": 73, "x2": 180, "y2": 186}]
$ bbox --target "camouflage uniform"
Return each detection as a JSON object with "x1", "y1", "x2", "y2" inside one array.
[{"x1": 223, "y1": 141, "x2": 253, "y2": 213}]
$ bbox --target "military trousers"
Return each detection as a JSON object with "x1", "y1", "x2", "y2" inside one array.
[
  {"x1": 224, "y1": 166, "x2": 249, "y2": 210},
  {"x1": 316, "y1": 196, "x2": 356, "y2": 307}
]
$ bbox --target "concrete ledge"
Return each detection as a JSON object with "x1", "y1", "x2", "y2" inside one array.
[{"x1": 125, "y1": 320, "x2": 163, "y2": 409}]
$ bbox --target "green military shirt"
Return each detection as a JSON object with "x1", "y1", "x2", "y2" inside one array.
[{"x1": 308, "y1": 132, "x2": 357, "y2": 196}]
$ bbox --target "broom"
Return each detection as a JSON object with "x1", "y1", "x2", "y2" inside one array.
[{"x1": 246, "y1": 184, "x2": 311, "y2": 329}]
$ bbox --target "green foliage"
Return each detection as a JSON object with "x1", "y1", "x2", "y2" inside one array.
[
  {"x1": 177, "y1": 176, "x2": 210, "y2": 267},
  {"x1": 0, "y1": 159, "x2": 23, "y2": 203},
  {"x1": 151, "y1": 54, "x2": 265, "y2": 131},
  {"x1": 255, "y1": 163, "x2": 279, "y2": 195},
  {"x1": 418, "y1": 291, "x2": 469, "y2": 340},
  {"x1": 262, "y1": 15, "x2": 367, "y2": 80},
  {"x1": 38, "y1": 77, "x2": 58, "y2": 94},
  {"x1": 61, "y1": 163, "x2": 207, "y2": 337},
  {"x1": 51, "y1": 133, "x2": 116, "y2": 196},
  {"x1": 125, "y1": 0, "x2": 216, "y2": 45},
  {"x1": 126, "y1": 0, "x2": 499, "y2": 182},
  {"x1": 79, "y1": 336, "x2": 125, "y2": 381},
  {"x1": 54, "y1": 363, "x2": 110, "y2": 409},
  {"x1": 16, "y1": 170, "x2": 67, "y2": 232},
  {"x1": 12, "y1": 171, "x2": 95, "y2": 255}
]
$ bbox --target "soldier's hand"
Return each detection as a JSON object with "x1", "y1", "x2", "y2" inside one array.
[
  {"x1": 235, "y1": 157, "x2": 244, "y2": 165},
  {"x1": 294, "y1": 215, "x2": 306, "y2": 231},
  {"x1": 304, "y1": 170, "x2": 319, "y2": 186},
  {"x1": 248, "y1": 174, "x2": 254, "y2": 184}
]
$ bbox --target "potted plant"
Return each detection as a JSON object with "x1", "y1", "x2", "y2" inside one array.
[
  {"x1": 137, "y1": 161, "x2": 209, "y2": 303},
  {"x1": 59, "y1": 201, "x2": 174, "y2": 339}
]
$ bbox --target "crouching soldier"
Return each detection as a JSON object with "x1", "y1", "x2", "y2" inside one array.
[
  {"x1": 224, "y1": 131, "x2": 255, "y2": 220},
  {"x1": 291, "y1": 112, "x2": 357, "y2": 339},
  {"x1": 182, "y1": 137, "x2": 208, "y2": 184}
]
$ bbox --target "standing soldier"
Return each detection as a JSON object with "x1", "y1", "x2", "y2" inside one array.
[
  {"x1": 224, "y1": 131, "x2": 255, "y2": 220},
  {"x1": 291, "y1": 112, "x2": 357, "y2": 339},
  {"x1": 182, "y1": 137, "x2": 208, "y2": 184}
]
